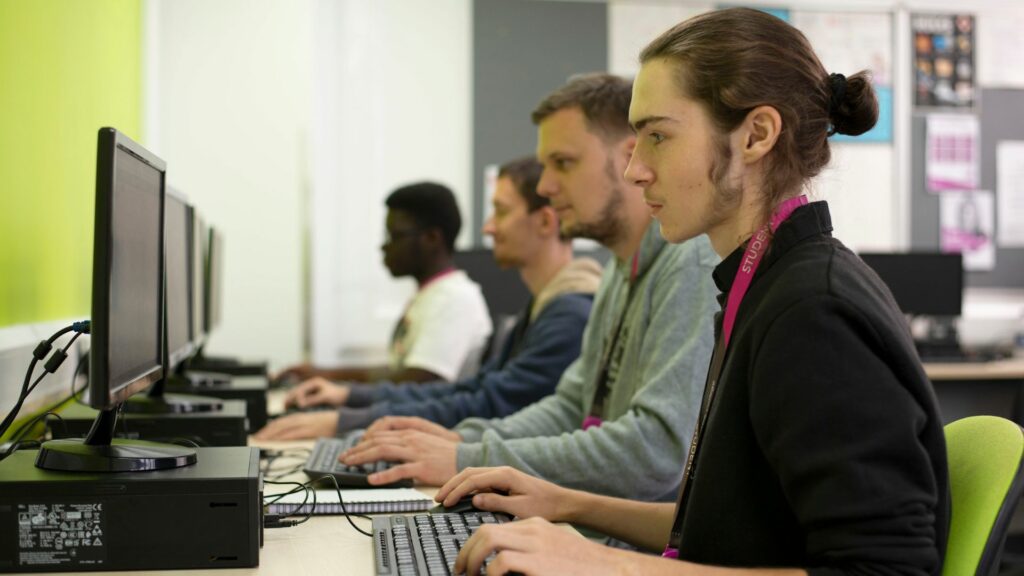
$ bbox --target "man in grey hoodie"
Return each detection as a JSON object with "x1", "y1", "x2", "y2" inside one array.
[
  {"x1": 341, "y1": 74, "x2": 720, "y2": 503},
  {"x1": 254, "y1": 156, "x2": 601, "y2": 440}
]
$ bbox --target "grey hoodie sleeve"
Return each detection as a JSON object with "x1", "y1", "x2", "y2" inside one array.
[
  {"x1": 453, "y1": 272, "x2": 608, "y2": 444},
  {"x1": 455, "y1": 240, "x2": 718, "y2": 502}
]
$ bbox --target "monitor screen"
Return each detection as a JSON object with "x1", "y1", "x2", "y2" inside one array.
[
  {"x1": 90, "y1": 128, "x2": 166, "y2": 409},
  {"x1": 859, "y1": 252, "x2": 963, "y2": 316},
  {"x1": 165, "y1": 191, "x2": 193, "y2": 368}
]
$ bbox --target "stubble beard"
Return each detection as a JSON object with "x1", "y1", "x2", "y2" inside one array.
[{"x1": 562, "y1": 156, "x2": 626, "y2": 247}]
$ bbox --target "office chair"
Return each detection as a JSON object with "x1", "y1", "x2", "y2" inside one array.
[{"x1": 943, "y1": 415, "x2": 1024, "y2": 576}]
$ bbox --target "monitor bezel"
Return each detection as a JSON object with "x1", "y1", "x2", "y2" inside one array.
[{"x1": 90, "y1": 127, "x2": 166, "y2": 410}]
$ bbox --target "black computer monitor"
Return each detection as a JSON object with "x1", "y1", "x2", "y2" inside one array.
[
  {"x1": 35, "y1": 128, "x2": 196, "y2": 472},
  {"x1": 166, "y1": 190, "x2": 195, "y2": 368},
  {"x1": 190, "y1": 208, "x2": 207, "y2": 345},
  {"x1": 859, "y1": 252, "x2": 963, "y2": 316},
  {"x1": 125, "y1": 193, "x2": 221, "y2": 413},
  {"x1": 204, "y1": 226, "x2": 224, "y2": 335}
]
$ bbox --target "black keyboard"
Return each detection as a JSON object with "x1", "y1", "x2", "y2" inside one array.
[
  {"x1": 303, "y1": 435, "x2": 412, "y2": 488},
  {"x1": 373, "y1": 511, "x2": 510, "y2": 576}
]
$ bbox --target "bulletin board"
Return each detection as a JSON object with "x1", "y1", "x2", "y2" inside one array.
[{"x1": 910, "y1": 88, "x2": 1024, "y2": 288}]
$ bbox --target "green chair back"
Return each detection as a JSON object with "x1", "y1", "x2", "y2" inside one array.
[{"x1": 944, "y1": 415, "x2": 1024, "y2": 576}]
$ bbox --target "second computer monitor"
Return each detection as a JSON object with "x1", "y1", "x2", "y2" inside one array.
[
  {"x1": 204, "y1": 226, "x2": 224, "y2": 335},
  {"x1": 166, "y1": 190, "x2": 196, "y2": 369},
  {"x1": 859, "y1": 252, "x2": 963, "y2": 317}
]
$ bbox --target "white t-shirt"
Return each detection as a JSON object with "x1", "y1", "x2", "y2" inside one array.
[{"x1": 388, "y1": 270, "x2": 492, "y2": 382}]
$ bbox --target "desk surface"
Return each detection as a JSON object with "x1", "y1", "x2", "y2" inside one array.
[{"x1": 923, "y1": 356, "x2": 1024, "y2": 381}]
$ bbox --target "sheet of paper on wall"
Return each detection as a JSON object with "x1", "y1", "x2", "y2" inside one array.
[
  {"x1": 926, "y1": 114, "x2": 979, "y2": 192},
  {"x1": 481, "y1": 163, "x2": 499, "y2": 248},
  {"x1": 996, "y1": 141, "x2": 1024, "y2": 247},
  {"x1": 792, "y1": 10, "x2": 893, "y2": 143},
  {"x1": 940, "y1": 190, "x2": 995, "y2": 271},
  {"x1": 607, "y1": 1, "x2": 709, "y2": 76},
  {"x1": 977, "y1": 12, "x2": 1024, "y2": 89},
  {"x1": 792, "y1": 11, "x2": 892, "y2": 85}
]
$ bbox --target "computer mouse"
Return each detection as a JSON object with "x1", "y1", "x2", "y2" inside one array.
[{"x1": 429, "y1": 495, "x2": 479, "y2": 515}]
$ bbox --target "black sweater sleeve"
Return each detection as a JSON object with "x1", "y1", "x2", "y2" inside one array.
[{"x1": 749, "y1": 295, "x2": 943, "y2": 576}]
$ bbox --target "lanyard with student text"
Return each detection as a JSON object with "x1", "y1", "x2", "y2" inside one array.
[
  {"x1": 663, "y1": 195, "x2": 807, "y2": 559},
  {"x1": 582, "y1": 252, "x2": 640, "y2": 430}
]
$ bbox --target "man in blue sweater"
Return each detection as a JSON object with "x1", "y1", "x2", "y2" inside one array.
[{"x1": 254, "y1": 156, "x2": 601, "y2": 440}]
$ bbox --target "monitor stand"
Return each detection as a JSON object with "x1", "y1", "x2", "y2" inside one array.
[
  {"x1": 122, "y1": 376, "x2": 224, "y2": 414},
  {"x1": 35, "y1": 408, "x2": 197, "y2": 472}
]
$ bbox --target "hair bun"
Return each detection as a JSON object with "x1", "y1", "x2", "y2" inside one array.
[{"x1": 829, "y1": 71, "x2": 878, "y2": 137}]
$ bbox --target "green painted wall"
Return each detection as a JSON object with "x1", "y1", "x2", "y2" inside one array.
[{"x1": 0, "y1": 0, "x2": 142, "y2": 327}]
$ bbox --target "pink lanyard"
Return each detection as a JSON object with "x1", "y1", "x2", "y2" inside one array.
[
  {"x1": 662, "y1": 194, "x2": 807, "y2": 560},
  {"x1": 720, "y1": 195, "x2": 807, "y2": 348},
  {"x1": 419, "y1": 266, "x2": 457, "y2": 290}
]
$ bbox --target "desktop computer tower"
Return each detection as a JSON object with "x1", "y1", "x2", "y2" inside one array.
[
  {"x1": 53, "y1": 400, "x2": 249, "y2": 447},
  {"x1": 0, "y1": 446, "x2": 261, "y2": 572},
  {"x1": 167, "y1": 375, "x2": 269, "y2": 430}
]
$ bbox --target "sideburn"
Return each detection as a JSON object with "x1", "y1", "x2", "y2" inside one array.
[{"x1": 707, "y1": 131, "x2": 743, "y2": 221}]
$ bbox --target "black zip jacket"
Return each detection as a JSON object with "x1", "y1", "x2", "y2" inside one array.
[{"x1": 674, "y1": 201, "x2": 949, "y2": 576}]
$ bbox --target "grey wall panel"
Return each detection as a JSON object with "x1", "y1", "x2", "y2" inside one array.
[
  {"x1": 472, "y1": 0, "x2": 608, "y2": 246},
  {"x1": 911, "y1": 89, "x2": 1024, "y2": 288}
]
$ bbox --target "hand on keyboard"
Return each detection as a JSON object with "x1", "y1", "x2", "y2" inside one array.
[
  {"x1": 456, "y1": 517, "x2": 618, "y2": 576},
  {"x1": 284, "y1": 377, "x2": 351, "y2": 409},
  {"x1": 340, "y1": 428, "x2": 459, "y2": 487},
  {"x1": 252, "y1": 410, "x2": 339, "y2": 440}
]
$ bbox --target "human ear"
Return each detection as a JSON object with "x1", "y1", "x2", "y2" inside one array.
[
  {"x1": 536, "y1": 206, "x2": 559, "y2": 238},
  {"x1": 740, "y1": 105, "x2": 782, "y2": 165}
]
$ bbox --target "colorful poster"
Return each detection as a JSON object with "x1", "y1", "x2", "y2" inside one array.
[
  {"x1": 940, "y1": 191, "x2": 995, "y2": 271},
  {"x1": 996, "y1": 141, "x2": 1024, "y2": 248},
  {"x1": 912, "y1": 13, "x2": 975, "y2": 108},
  {"x1": 926, "y1": 114, "x2": 979, "y2": 192}
]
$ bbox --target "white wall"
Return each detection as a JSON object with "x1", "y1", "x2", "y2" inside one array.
[
  {"x1": 309, "y1": 0, "x2": 473, "y2": 366},
  {"x1": 144, "y1": 0, "x2": 313, "y2": 370}
]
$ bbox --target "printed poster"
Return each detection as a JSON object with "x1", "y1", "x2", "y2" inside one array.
[
  {"x1": 913, "y1": 13, "x2": 975, "y2": 108},
  {"x1": 940, "y1": 191, "x2": 995, "y2": 271},
  {"x1": 997, "y1": 141, "x2": 1024, "y2": 248},
  {"x1": 926, "y1": 114, "x2": 979, "y2": 192}
]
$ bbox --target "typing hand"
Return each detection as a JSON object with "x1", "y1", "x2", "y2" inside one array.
[
  {"x1": 457, "y1": 517, "x2": 626, "y2": 576},
  {"x1": 271, "y1": 362, "x2": 318, "y2": 383},
  {"x1": 252, "y1": 411, "x2": 338, "y2": 441},
  {"x1": 435, "y1": 466, "x2": 572, "y2": 522},
  {"x1": 363, "y1": 415, "x2": 462, "y2": 442},
  {"x1": 284, "y1": 377, "x2": 350, "y2": 409},
  {"x1": 340, "y1": 429, "x2": 458, "y2": 486}
]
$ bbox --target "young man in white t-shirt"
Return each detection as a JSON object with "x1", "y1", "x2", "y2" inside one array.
[{"x1": 277, "y1": 182, "x2": 492, "y2": 384}]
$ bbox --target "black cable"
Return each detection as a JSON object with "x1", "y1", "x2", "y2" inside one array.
[
  {"x1": 262, "y1": 476, "x2": 372, "y2": 536},
  {"x1": 314, "y1": 475, "x2": 373, "y2": 537},
  {"x1": 0, "y1": 322, "x2": 89, "y2": 439},
  {"x1": 262, "y1": 480, "x2": 314, "y2": 527},
  {"x1": 0, "y1": 412, "x2": 66, "y2": 462}
]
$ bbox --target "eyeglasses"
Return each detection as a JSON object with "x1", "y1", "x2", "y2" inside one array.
[{"x1": 383, "y1": 228, "x2": 423, "y2": 244}]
